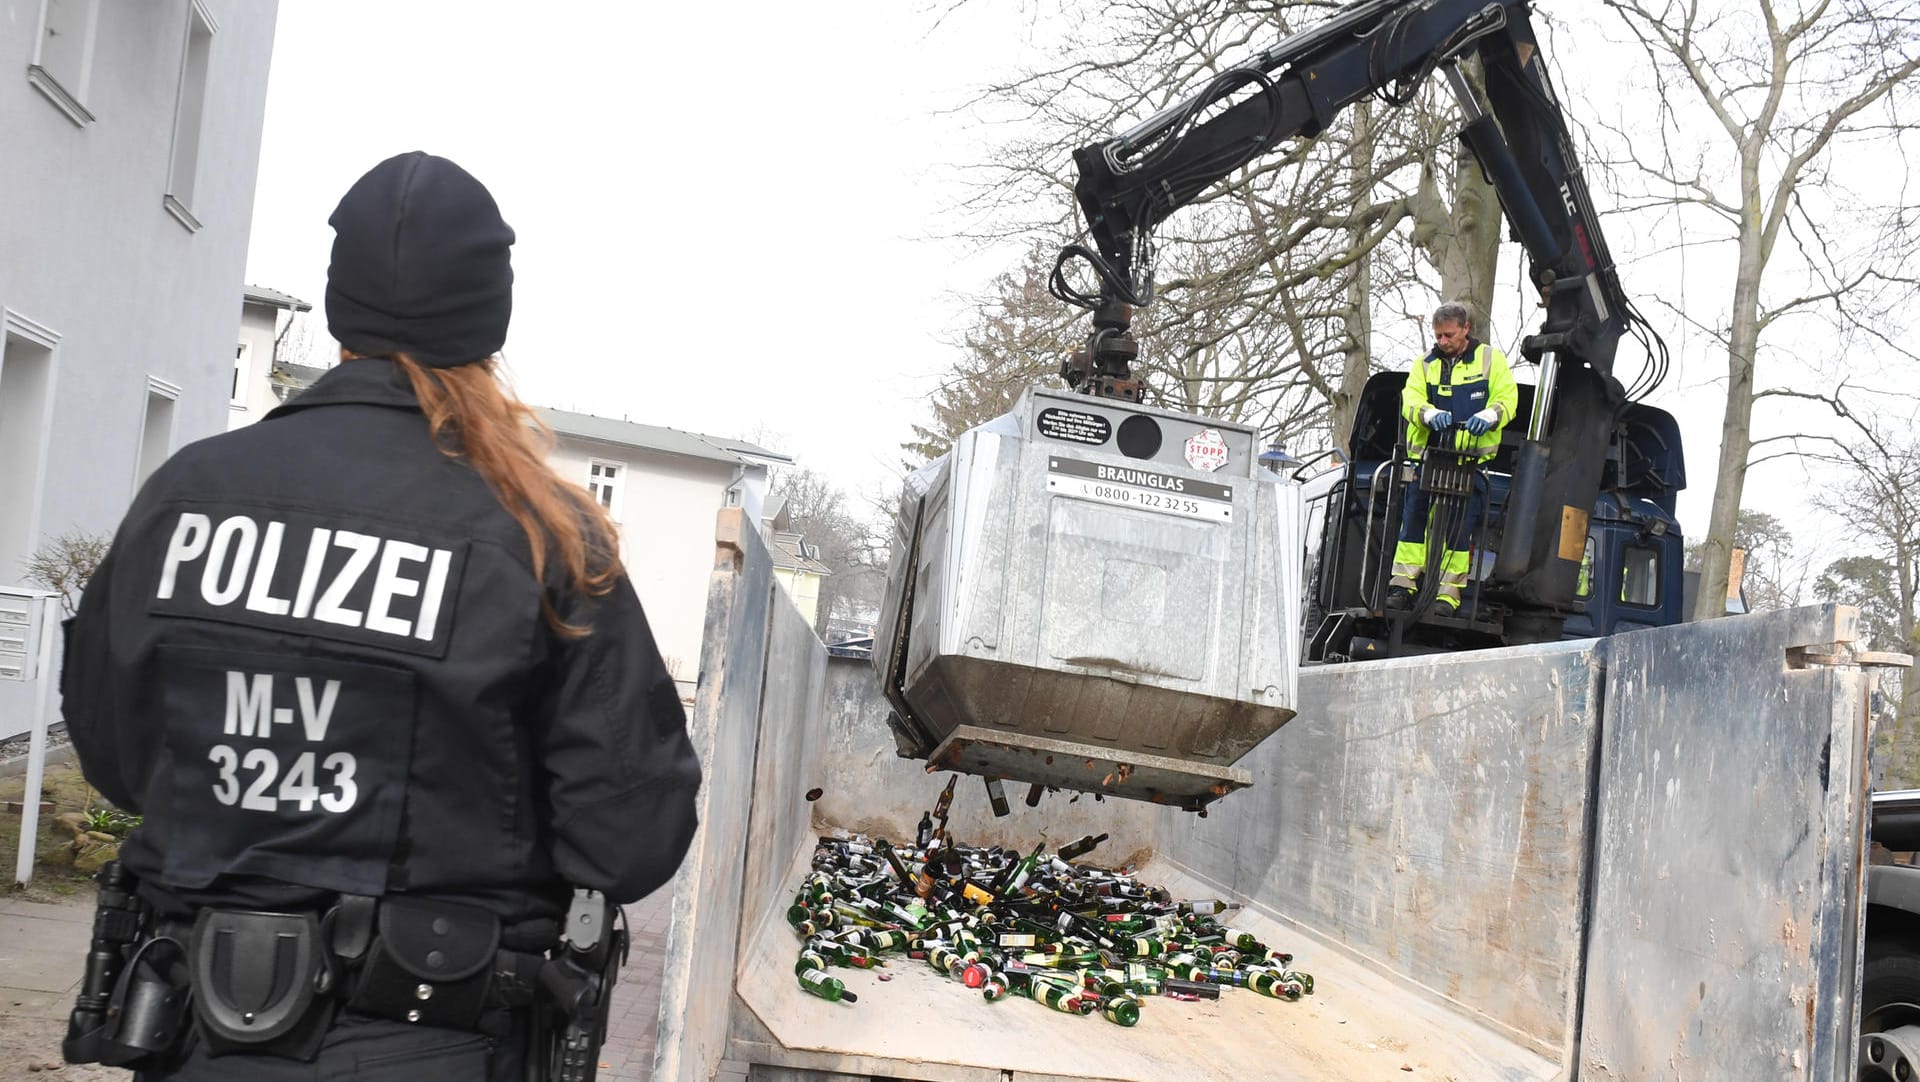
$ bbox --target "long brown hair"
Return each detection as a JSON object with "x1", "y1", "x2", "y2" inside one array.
[{"x1": 379, "y1": 352, "x2": 623, "y2": 634}]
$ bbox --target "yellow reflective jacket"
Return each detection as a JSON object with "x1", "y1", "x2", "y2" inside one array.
[{"x1": 1401, "y1": 340, "x2": 1518, "y2": 460}]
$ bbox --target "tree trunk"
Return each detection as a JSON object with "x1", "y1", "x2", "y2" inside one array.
[
  {"x1": 1332, "y1": 101, "x2": 1375, "y2": 450},
  {"x1": 1440, "y1": 140, "x2": 1501, "y2": 325},
  {"x1": 1409, "y1": 65, "x2": 1501, "y2": 326},
  {"x1": 1690, "y1": 184, "x2": 1767, "y2": 621}
]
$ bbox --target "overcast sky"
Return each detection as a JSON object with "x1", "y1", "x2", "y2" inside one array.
[
  {"x1": 244, "y1": 0, "x2": 1024, "y2": 502},
  {"x1": 244, "y1": 2, "x2": 1911, "y2": 578}
]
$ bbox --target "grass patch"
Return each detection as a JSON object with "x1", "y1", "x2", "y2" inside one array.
[{"x1": 2, "y1": 757, "x2": 113, "y2": 902}]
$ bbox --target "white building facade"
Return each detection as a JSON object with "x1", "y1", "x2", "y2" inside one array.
[
  {"x1": 539, "y1": 409, "x2": 786, "y2": 690},
  {"x1": 228, "y1": 285, "x2": 314, "y2": 429},
  {"x1": 0, "y1": 0, "x2": 280, "y2": 737}
]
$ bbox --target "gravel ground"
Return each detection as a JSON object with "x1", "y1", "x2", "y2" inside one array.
[
  {"x1": 0, "y1": 724, "x2": 72, "y2": 774},
  {"x1": 0, "y1": 1018, "x2": 126, "y2": 1082}
]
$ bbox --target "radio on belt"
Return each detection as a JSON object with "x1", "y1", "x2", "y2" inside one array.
[{"x1": 875, "y1": 386, "x2": 1304, "y2": 810}]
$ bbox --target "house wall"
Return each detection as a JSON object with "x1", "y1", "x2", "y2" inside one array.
[
  {"x1": 228, "y1": 301, "x2": 284, "y2": 430},
  {"x1": 548, "y1": 435, "x2": 765, "y2": 686},
  {"x1": 0, "y1": 0, "x2": 279, "y2": 738}
]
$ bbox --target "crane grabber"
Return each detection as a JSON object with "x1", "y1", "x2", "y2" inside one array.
[{"x1": 1059, "y1": 0, "x2": 1665, "y2": 639}]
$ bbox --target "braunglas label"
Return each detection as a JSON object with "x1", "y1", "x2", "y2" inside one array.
[{"x1": 1046, "y1": 457, "x2": 1232, "y2": 522}]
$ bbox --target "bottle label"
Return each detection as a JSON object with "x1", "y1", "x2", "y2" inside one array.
[
  {"x1": 999, "y1": 934, "x2": 1037, "y2": 947},
  {"x1": 799, "y1": 967, "x2": 830, "y2": 984}
]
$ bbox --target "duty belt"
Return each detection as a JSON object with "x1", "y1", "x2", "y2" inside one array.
[{"x1": 64, "y1": 861, "x2": 621, "y2": 1080}]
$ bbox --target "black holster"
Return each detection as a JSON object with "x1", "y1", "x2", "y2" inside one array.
[
  {"x1": 63, "y1": 861, "x2": 195, "y2": 1069},
  {"x1": 530, "y1": 890, "x2": 628, "y2": 1082}
]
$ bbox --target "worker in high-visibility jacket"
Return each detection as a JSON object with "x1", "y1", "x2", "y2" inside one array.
[{"x1": 1387, "y1": 302, "x2": 1518, "y2": 614}]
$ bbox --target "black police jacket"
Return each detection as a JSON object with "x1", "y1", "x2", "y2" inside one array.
[{"x1": 62, "y1": 359, "x2": 703, "y2": 922}]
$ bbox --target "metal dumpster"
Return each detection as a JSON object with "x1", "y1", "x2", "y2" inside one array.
[
  {"x1": 653, "y1": 516, "x2": 1873, "y2": 1082},
  {"x1": 874, "y1": 386, "x2": 1305, "y2": 808}
]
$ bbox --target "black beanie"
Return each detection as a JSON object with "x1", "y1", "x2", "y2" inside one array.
[{"x1": 326, "y1": 151, "x2": 515, "y2": 368}]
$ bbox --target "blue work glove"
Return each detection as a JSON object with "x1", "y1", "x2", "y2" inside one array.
[
  {"x1": 1423, "y1": 408, "x2": 1453, "y2": 431},
  {"x1": 1465, "y1": 408, "x2": 1499, "y2": 436}
]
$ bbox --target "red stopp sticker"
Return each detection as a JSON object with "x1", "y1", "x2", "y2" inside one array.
[{"x1": 1184, "y1": 429, "x2": 1229, "y2": 472}]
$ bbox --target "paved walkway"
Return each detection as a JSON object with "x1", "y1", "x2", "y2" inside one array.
[
  {"x1": 0, "y1": 888, "x2": 675, "y2": 1082},
  {"x1": 600, "y1": 892, "x2": 671, "y2": 1081},
  {"x1": 0, "y1": 891, "x2": 126, "y2": 1081}
]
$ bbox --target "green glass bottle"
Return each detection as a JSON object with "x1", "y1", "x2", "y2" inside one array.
[
  {"x1": 1101, "y1": 995, "x2": 1141, "y2": 1027},
  {"x1": 1222, "y1": 927, "x2": 1263, "y2": 952},
  {"x1": 797, "y1": 967, "x2": 859, "y2": 1003},
  {"x1": 1057, "y1": 832, "x2": 1109, "y2": 862},
  {"x1": 794, "y1": 948, "x2": 828, "y2": 977},
  {"x1": 982, "y1": 971, "x2": 1011, "y2": 1001},
  {"x1": 1031, "y1": 979, "x2": 1083, "y2": 1014},
  {"x1": 1248, "y1": 969, "x2": 1305, "y2": 1001},
  {"x1": 984, "y1": 776, "x2": 1010, "y2": 817},
  {"x1": 877, "y1": 839, "x2": 913, "y2": 885},
  {"x1": 1127, "y1": 936, "x2": 1166, "y2": 958}
]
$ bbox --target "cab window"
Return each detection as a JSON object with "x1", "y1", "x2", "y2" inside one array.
[
  {"x1": 1620, "y1": 545, "x2": 1660, "y2": 607},
  {"x1": 1575, "y1": 538, "x2": 1595, "y2": 600}
]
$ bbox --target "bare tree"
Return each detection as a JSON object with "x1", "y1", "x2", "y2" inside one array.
[
  {"x1": 947, "y1": 1, "x2": 1480, "y2": 456},
  {"x1": 21, "y1": 530, "x2": 112, "y2": 616},
  {"x1": 906, "y1": 244, "x2": 1079, "y2": 463},
  {"x1": 767, "y1": 467, "x2": 889, "y2": 634},
  {"x1": 1687, "y1": 508, "x2": 1806, "y2": 612},
  {"x1": 1600, "y1": 0, "x2": 1920, "y2": 619},
  {"x1": 1813, "y1": 423, "x2": 1920, "y2": 783}
]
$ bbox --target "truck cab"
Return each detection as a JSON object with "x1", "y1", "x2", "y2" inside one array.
[{"x1": 1302, "y1": 370, "x2": 1687, "y2": 659}]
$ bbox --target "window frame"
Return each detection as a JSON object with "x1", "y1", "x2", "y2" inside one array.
[
  {"x1": 26, "y1": 0, "x2": 103, "y2": 127},
  {"x1": 586, "y1": 459, "x2": 624, "y2": 521},
  {"x1": 133, "y1": 376, "x2": 182, "y2": 495},
  {"x1": 162, "y1": 0, "x2": 218, "y2": 232},
  {"x1": 231, "y1": 341, "x2": 251, "y2": 409},
  {"x1": 1618, "y1": 543, "x2": 1662, "y2": 610},
  {"x1": 0, "y1": 312, "x2": 62, "y2": 581}
]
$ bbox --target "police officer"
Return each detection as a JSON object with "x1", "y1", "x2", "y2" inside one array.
[
  {"x1": 60, "y1": 152, "x2": 703, "y2": 1079},
  {"x1": 1386, "y1": 301, "x2": 1517, "y2": 614}
]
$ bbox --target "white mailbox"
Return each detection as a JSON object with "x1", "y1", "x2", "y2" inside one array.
[
  {"x1": 0, "y1": 589, "x2": 41, "y2": 683},
  {"x1": 4, "y1": 588, "x2": 61, "y2": 884}
]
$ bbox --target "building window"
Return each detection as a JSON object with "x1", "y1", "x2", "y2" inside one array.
[
  {"x1": 232, "y1": 342, "x2": 251, "y2": 407},
  {"x1": 163, "y1": 1, "x2": 217, "y2": 232},
  {"x1": 1620, "y1": 545, "x2": 1660, "y2": 608},
  {"x1": 27, "y1": 0, "x2": 102, "y2": 127},
  {"x1": 0, "y1": 315, "x2": 59, "y2": 586},
  {"x1": 588, "y1": 461, "x2": 622, "y2": 519},
  {"x1": 135, "y1": 377, "x2": 182, "y2": 494}
]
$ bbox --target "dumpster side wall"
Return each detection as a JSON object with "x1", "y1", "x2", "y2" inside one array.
[
  {"x1": 1578, "y1": 605, "x2": 1871, "y2": 1081},
  {"x1": 1157, "y1": 640, "x2": 1605, "y2": 1060},
  {"x1": 654, "y1": 512, "x2": 779, "y2": 1082},
  {"x1": 738, "y1": 593, "x2": 833, "y2": 976}
]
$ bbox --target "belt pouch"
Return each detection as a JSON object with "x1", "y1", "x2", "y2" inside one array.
[
  {"x1": 349, "y1": 897, "x2": 500, "y2": 1031},
  {"x1": 189, "y1": 909, "x2": 334, "y2": 1060}
]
